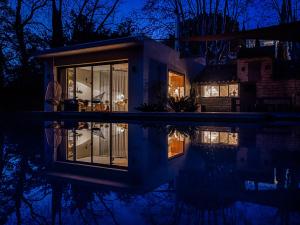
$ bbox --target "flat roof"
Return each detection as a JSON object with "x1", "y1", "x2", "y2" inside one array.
[{"x1": 36, "y1": 36, "x2": 147, "y2": 58}]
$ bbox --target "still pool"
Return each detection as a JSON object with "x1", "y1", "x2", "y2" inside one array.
[{"x1": 1, "y1": 120, "x2": 300, "y2": 225}]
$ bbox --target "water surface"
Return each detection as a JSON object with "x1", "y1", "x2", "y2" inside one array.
[{"x1": 1, "y1": 120, "x2": 300, "y2": 225}]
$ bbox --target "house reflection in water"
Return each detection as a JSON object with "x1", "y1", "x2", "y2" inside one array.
[
  {"x1": 46, "y1": 122, "x2": 188, "y2": 191},
  {"x1": 64, "y1": 122, "x2": 128, "y2": 168},
  {"x1": 194, "y1": 127, "x2": 239, "y2": 147},
  {"x1": 43, "y1": 123, "x2": 300, "y2": 224}
]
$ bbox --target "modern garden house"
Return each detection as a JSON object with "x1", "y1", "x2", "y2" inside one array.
[{"x1": 39, "y1": 36, "x2": 202, "y2": 112}]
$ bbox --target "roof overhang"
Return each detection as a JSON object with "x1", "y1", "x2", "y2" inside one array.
[{"x1": 36, "y1": 37, "x2": 144, "y2": 58}]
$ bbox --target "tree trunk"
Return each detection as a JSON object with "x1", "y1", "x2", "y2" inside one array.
[
  {"x1": 52, "y1": 0, "x2": 64, "y2": 47},
  {"x1": 15, "y1": 0, "x2": 29, "y2": 76}
]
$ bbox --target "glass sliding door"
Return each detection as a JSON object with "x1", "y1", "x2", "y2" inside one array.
[
  {"x1": 112, "y1": 63, "x2": 128, "y2": 111},
  {"x1": 92, "y1": 65, "x2": 111, "y2": 112},
  {"x1": 76, "y1": 66, "x2": 92, "y2": 111},
  {"x1": 58, "y1": 61, "x2": 128, "y2": 112}
]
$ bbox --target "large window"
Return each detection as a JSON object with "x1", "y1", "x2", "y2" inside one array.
[
  {"x1": 168, "y1": 71, "x2": 185, "y2": 98},
  {"x1": 201, "y1": 84, "x2": 239, "y2": 97},
  {"x1": 65, "y1": 123, "x2": 128, "y2": 168},
  {"x1": 59, "y1": 62, "x2": 128, "y2": 112}
]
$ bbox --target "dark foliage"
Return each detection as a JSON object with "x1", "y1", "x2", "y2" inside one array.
[
  {"x1": 167, "y1": 96, "x2": 199, "y2": 112},
  {"x1": 167, "y1": 125, "x2": 199, "y2": 139},
  {"x1": 135, "y1": 103, "x2": 166, "y2": 112},
  {"x1": 68, "y1": 15, "x2": 136, "y2": 45}
]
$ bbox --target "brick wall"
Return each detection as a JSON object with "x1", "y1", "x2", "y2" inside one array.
[
  {"x1": 238, "y1": 57, "x2": 300, "y2": 108},
  {"x1": 199, "y1": 97, "x2": 232, "y2": 112}
]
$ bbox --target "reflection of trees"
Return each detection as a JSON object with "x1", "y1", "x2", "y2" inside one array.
[
  {"x1": 0, "y1": 135, "x2": 50, "y2": 225},
  {"x1": 50, "y1": 183, "x2": 126, "y2": 225}
]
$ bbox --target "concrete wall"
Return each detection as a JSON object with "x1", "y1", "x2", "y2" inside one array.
[
  {"x1": 144, "y1": 40, "x2": 204, "y2": 102},
  {"x1": 198, "y1": 97, "x2": 233, "y2": 112}
]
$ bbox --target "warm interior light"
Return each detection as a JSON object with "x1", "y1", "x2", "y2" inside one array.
[
  {"x1": 168, "y1": 131, "x2": 184, "y2": 158},
  {"x1": 168, "y1": 71, "x2": 185, "y2": 98}
]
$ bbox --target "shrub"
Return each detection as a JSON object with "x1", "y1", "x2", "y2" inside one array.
[
  {"x1": 167, "y1": 96, "x2": 199, "y2": 112},
  {"x1": 135, "y1": 103, "x2": 166, "y2": 112}
]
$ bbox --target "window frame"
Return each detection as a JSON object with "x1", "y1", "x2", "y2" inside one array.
[
  {"x1": 200, "y1": 83, "x2": 239, "y2": 98},
  {"x1": 57, "y1": 60, "x2": 129, "y2": 112}
]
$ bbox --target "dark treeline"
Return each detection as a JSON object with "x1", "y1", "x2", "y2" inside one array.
[{"x1": 0, "y1": 0, "x2": 135, "y2": 111}]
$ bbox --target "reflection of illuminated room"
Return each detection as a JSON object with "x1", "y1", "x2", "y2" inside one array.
[
  {"x1": 168, "y1": 71, "x2": 185, "y2": 98},
  {"x1": 66, "y1": 123, "x2": 128, "y2": 168},
  {"x1": 201, "y1": 131, "x2": 238, "y2": 146},
  {"x1": 168, "y1": 131, "x2": 185, "y2": 158}
]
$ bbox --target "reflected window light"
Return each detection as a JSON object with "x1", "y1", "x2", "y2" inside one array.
[
  {"x1": 210, "y1": 132, "x2": 219, "y2": 143},
  {"x1": 202, "y1": 131, "x2": 211, "y2": 143},
  {"x1": 62, "y1": 123, "x2": 128, "y2": 168},
  {"x1": 200, "y1": 131, "x2": 238, "y2": 146},
  {"x1": 168, "y1": 131, "x2": 185, "y2": 158}
]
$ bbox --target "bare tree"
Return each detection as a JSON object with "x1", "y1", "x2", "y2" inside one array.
[
  {"x1": 143, "y1": 0, "x2": 252, "y2": 63},
  {"x1": 12, "y1": 0, "x2": 47, "y2": 75}
]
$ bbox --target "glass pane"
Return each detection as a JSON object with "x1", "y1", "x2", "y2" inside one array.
[
  {"x1": 67, "y1": 68, "x2": 75, "y2": 99},
  {"x1": 112, "y1": 63, "x2": 128, "y2": 111},
  {"x1": 168, "y1": 71, "x2": 185, "y2": 98},
  {"x1": 229, "y1": 84, "x2": 239, "y2": 97},
  {"x1": 202, "y1": 85, "x2": 210, "y2": 97},
  {"x1": 92, "y1": 123, "x2": 110, "y2": 165},
  {"x1": 211, "y1": 86, "x2": 219, "y2": 97},
  {"x1": 76, "y1": 67, "x2": 92, "y2": 111},
  {"x1": 220, "y1": 85, "x2": 229, "y2": 97},
  {"x1": 111, "y1": 124, "x2": 128, "y2": 167},
  {"x1": 93, "y1": 65, "x2": 111, "y2": 112},
  {"x1": 75, "y1": 128, "x2": 92, "y2": 163}
]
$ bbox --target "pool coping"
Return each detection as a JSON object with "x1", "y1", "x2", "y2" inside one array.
[{"x1": 1, "y1": 111, "x2": 300, "y2": 122}]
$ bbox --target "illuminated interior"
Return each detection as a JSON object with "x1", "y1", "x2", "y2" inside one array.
[
  {"x1": 59, "y1": 62, "x2": 128, "y2": 112},
  {"x1": 66, "y1": 123, "x2": 128, "y2": 168},
  {"x1": 168, "y1": 71, "x2": 185, "y2": 98},
  {"x1": 168, "y1": 131, "x2": 185, "y2": 158},
  {"x1": 201, "y1": 84, "x2": 239, "y2": 97},
  {"x1": 201, "y1": 131, "x2": 238, "y2": 146}
]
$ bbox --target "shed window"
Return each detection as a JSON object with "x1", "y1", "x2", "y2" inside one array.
[
  {"x1": 229, "y1": 84, "x2": 239, "y2": 97},
  {"x1": 201, "y1": 84, "x2": 239, "y2": 97},
  {"x1": 220, "y1": 85, "x2": 229, "y2": 97}
]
